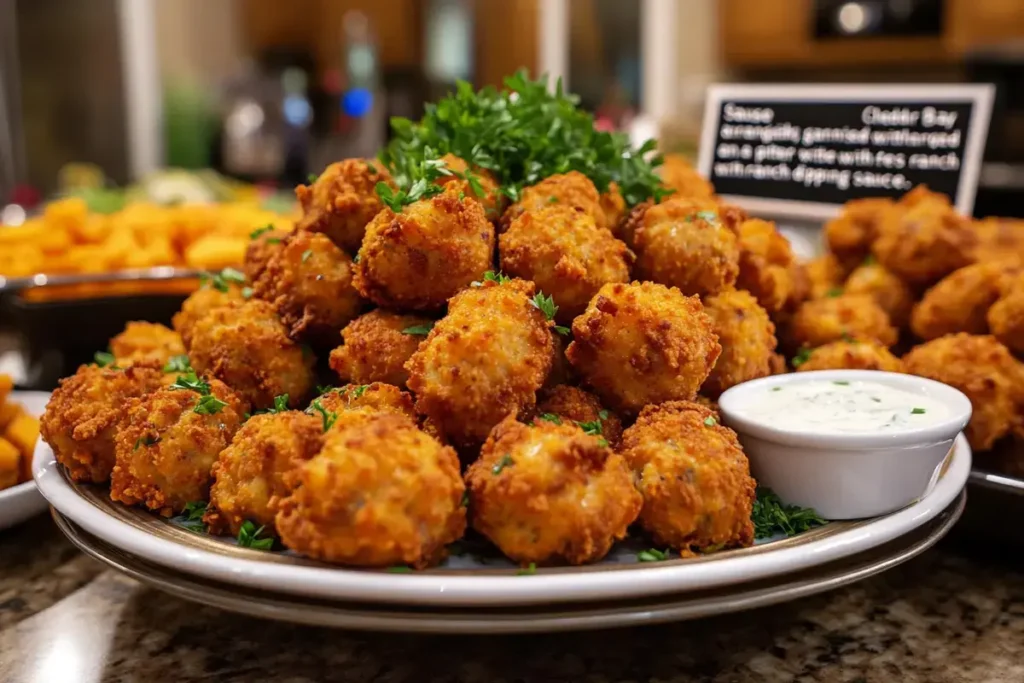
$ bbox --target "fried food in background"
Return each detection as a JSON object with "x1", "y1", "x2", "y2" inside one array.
[
  {"x1": 436, "y1": 153, "x2": 505, "y2": 219},
  {"x1": 188, "y1": 300, "x2": 315, "y2": 410},
  {"x1": 110, "y1": 379, "x2": 247, "y2": 516},
  {"x1": 735, "y1": 218, "x2": 797, "y2": 314},
  {"x1": 988, "y1": 271, "x2": 1024, "y2": 355},
  {"x1": 535, "y1": 384, "x2": 624, "y2": 449},
  {"x1": 822, "y1": 197, "x2": 894, "y2": 267},
  {"x1": 313, "y1": 383, "x2": 417, "y2": 424},
  {"x1": 903, "y1": 333, "x2": 1024, "y2": 451},
  {"x1": 243, "y1": 227, "x2": 288, "y2": 281},
  {"x1": 910, "y1": 261, "x2": 1018, "y2": 341},
  {"x1": 406, "y1": 278, "x2": 554, "y2": 447},
  {"x1": 355, "y1": 189, "x2": 495, "y2": 311},
  {"x1": 702, "y1": 289, "x2": 777, "y2": 398},
  {"x1": 566, "y1": 281, "x2": 721, "y2": 415},
  {"x1": 173, "y1": 282, "x2": 246, "y2": 349},
  {"x1": 0, "y1": 375, "x2": 41, "y2": 491},
  {"x1": 40, "y1": 362, "x2": 167, "y2": 483},
  {"x1": 631, "y1": 197, "x2": 739, "y2": 297},
  {"x1": 465, "y1": 416, "x2": 640, "y2": 566},
  {"x1": 803, "y1": 254, "x2": 850, "y2": 300},
  {"x1": 789, "y1": 294, "x2": 897, "y2": 349},
  {"x1": 205, "y1": 411, "x2": 323, "y2": 537},
  {"x1": 109, "y1": 322, "x2": 185, "y2": 367},
  {"x1": 842, "y1": 260, "x2": 915, "y2": 329},
  {"x1": 658, "y1": 153, "x2": 715, "y2": 200},
  {"x1": 295, "y1": 158, "x2": 394, "y2": 253},
  {"x1": 329, "y1": 310, "x2": 434, "y2": 388},
  {"x1": 621, "y1": 401, "x2": 755, "y2": 553},
  {"x1": 500, "y1": 171, "x2": 610, "y2": 232},
  {"x1": 795, "y1": 339, "x2": 903, "y2": 373},
  {"x1": 275, "y1": 412, "x2": 465, "y2": 568},
  {"x1": 973, "y1": 217, "x2": 1024, "y2": 264},
  {"x1": 252, "y1": 231, "x2": 362, "y2": 345},
  {"x1": 499, "y1": 205, "x2": 633, "y2": 323}
]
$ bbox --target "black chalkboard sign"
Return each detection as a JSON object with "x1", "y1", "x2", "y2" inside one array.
[{"x1": 697, "y1": 85, "x2": 994, "y2": 221}]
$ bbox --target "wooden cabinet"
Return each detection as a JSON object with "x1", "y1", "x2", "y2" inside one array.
[{"x1": 946, "y1": 0, "x2": 1024, "y2": 53}]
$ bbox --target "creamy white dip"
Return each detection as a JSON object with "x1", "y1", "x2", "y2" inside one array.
[{"x1": 744, "y1": 379, "x2": 950, "y2": 433}]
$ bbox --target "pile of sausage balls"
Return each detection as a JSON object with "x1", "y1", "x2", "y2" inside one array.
[{"x1": 43, "y1": 153, "x2": 820, "y2": 569}]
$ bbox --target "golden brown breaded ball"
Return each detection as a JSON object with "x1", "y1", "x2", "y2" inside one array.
[
  {"x1": 658, "y1": 153, "x2": 715, "y2": 200},
  {"x1": 500, "y1": 171, "x2": 609, "y2": 232},
  {"x1": 871, "y1": 196, "x2": 976, "y2": 287},
  {"x1": 789, "y1": 294, "x2": 898, "y2": 349},
  {"x1": 243, "y1": 228, "x2": 288, "y2": 282},
  {"x1": 988, "y1": 272, "x2": 1024, "y2": 355},
  {"x1": 631, "y1": 197, "x2": 739, "y2": 297},
  {"x1": 735, "y1": 218, "x2": 796, "y2": 314},
  {"x1": 823, "y1": 197, "x2": 895, "y2": 267},
  {"x1": 769, "y1": 352, "x2": 788, "y2": 375},
  {"x1": 41, "y1": 362, "x2": 168, "y2": 483},
  {"x1": 172, "y1": 284, "x2": 245, "y2": 349},
  {"x1": 406, "y1": 277, "x2": 555, "y2": 448},
  {"x1": 110, "y1": 378, "x2": 247, "y2": 516},
  {"x1": 328, "y1": 310, "x2": 433, "y2": 388},
  {"x1": 536, "y1": 385, "x2": 624, "y2": 449},
  {"x1": 599, "y1": 182, "x2": 627, "y2": 232},
  {"x1": 903, "y1": 334, "x2": 1024, "y2": 451},
  {"x1": 465, "y1": 415, "x2": 640, "y2": 566},
  {"x1": 436, "y1": 153, "x2": 505, "y2": 220},
  {"x1": 796, "y1": 340, "x2": 903, "y2": 373},
  {"x1": 204, "y1": 411, "x2": 323, "y2": 537},
  {"x1": 566, "y1": 281, "x2": 721, "y2": 415},
  {"x1": 295, "y1": 158, "x2": 395, "y2": 253},
  {"x1": 702, "y1": 289, "x2": 777, "y2": 398},
  {"x1": 973, "y1": 217, "x2": 1024, "y2": 265},
  {"x1": 803, "y1": 254, "x2": 850, "y2": 301},
  {"x1": 109, "y1": 322, "x2": 185, "y2": 368},
  {"x1": 621, "y1": 401, "x2": 755, "y2": 552},
  {"x1": 619, "y1": 196, "x2": 721, "y2": 249},
  {"x1": 275, "y1": 412, "x2": 465, "y2": 568},
  {"x1": 355, "y1": 189, "x2": 495, "y2": 311},
  {"x1": 251, "y1": 231, "x2": 362, "y2": 345},
  {"x1": 499, "y1": 205, "x2": 633, "y2": 323},
  {"x1": 842, "y1": 261, "x2": 915, "y2": 329},
  {"x1": 311, "y1": 382, "x2": 417, "y2": 425},
  {"x1": 188, "y1": 300, "x2": 315, "y2": 410},
  {"x1": 910, "y1": 262, "x2": 1017, "y2": 341}
]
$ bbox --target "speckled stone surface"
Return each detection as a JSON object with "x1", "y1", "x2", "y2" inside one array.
[{"x1": 1, "y1": 514, "x2": 1022, "y2": 683}]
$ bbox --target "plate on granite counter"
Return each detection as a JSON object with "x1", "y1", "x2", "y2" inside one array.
[{"x1": 34, "y1": 435, "x2": 970, "y2": 608}]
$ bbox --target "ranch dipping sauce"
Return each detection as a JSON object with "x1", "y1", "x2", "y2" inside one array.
[{"x1": 746, "y1": 379, "x2": 950, "y2": 433}]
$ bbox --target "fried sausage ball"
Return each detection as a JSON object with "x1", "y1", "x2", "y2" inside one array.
[
  {"x1": 620, "y1": 196, "x2": 719, "y2": 249},
  {"x1": 803, "y1": 254, "x2": 849, "y2": 300},
  {"x1": 903, "y1": 334, "x2": 1024, "y2": 451},
  {"x1": 41, "y1": 362, "x2": 168, "y2": 483},
  {"x1": 355, "y1": 189, "x2": 495, "y2": 311},
  {"x1": 566, "y1": 281, "x2": 721, "y2": 415},
  {"x1": 910, "y1": 262, "x2": 1017, "y2": 341},
  {"x1": 243, "y1": 227, "x2": 288, "y2": 282},
  {"x1": 842, "y1": 261, "x2": 915, "y2": 329},
  {"x1": 621, "y1": 401, "x2": 755, "y2": 552},
  {"x1": 109, "y1": 322, "x2": 185, "y2": 367},
  {"x1": 658, "y1": 153, "x2": 715, "y2": 199},
  {"x1": 311, "y1": 382, "x2": 417, "y2": 425},
  {"x1": 406, "y1": 278, "x2": 555, "y2": 447},
  {"x1": 172, "y1": 283, "x2": 245, "y2": 349},
  {"x1": 251, "y1": 231, "x2": 362, "y2": 345},
  {"x1": 110, "y1": 378, "x2": 248, "y2": 516},
  {"x1": 630, "y1": 197, "x2": 739, "y2": 297},
  {"x1": 823, "y1": 197, "x2": 894, "y2": 267},
  {"x1": 188, "y1": 300, "x2": 315, "y2": 410},
  {"x1": 789, "y1": 294, "x2": 898, "y2": 349},
  {"x1": 204, "y1": 411, "x2": 323, "y2": 537},
  {"x1": 328, "y1": 310, "x2": 433, "y2": 388},
  {"x1": 295, "y1": 158, "x2": 395, "y2": 253},
  {"x1": 465, "y1": 416, "x2": 640, "y2": 566},
  {"x1": 275, "y1": 412, "x2": 465, "y2": 568},
  {"x1": 500, "y1": 171, "x2": 609, "y2": 232},
  {"x1": 436, "y1": 153, "x2": 504, "y2": 219},
  {"x1": 499, "y1": 205, "x2": 633, "y2": 322},
  {"x1": 871, "y1": 195, "x2": 976, "y2": 287},
  {"x1": 973, "y1": 217, "x2": 1024, "y2": 265},
  {"x1": 735, "y1": 218, "x2": 797, "y2": 314},
  {"x1": 702, "y1": 290, "x2": 777, "y2": 398},
  {"x1": 536, "y1": 385, "x2": 624, "y2": 449},
  {"x1": 795, "y1": 340, "x2": 903, "y2": 373},
  {"x1": 988, "y1": 272, "x2": 1024, "y2": 354}
]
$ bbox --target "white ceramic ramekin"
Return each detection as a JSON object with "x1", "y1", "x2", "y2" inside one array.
[{"x1": 718, "y1": 370, "x2": 972, "y2": 520}]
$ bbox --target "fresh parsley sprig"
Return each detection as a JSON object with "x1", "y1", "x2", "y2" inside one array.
[
  {"x1": 307, "y1": 398, "x2": 337, "y2": 432},
  {"x1": 237, "y1": 520, "x2": 274, "y2": 550},
  {"x1": 200, "y1": 267, "x2": 247, "y2": 293},
  {"x1": 180, "y1": 501, "x2": 207, "y2": 533},
  {"x1": 530, "y1": 292, "x2": 570, "y2": 336},
  {"x1": 93, "y1": 351, "x2": 118, "y2": 369},
  {"x1": 637, "y1": 548, "x2": 670, "y2": 562},
  {"x1": 751, "y1": 487, "x2": 826, "y2": 540},
  {"x1": 402, "y1": 323, "x2": 434, "y2": 336},
  {"x1": 163, "y1": 355, "x2": 192, "y2": 374}
]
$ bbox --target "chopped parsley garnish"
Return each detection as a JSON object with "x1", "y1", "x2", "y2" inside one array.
[
  {"x1": 251, "y1": 394, "x2": 291, "y2": 418},
  {"x1": 194, "y1": 395, "x2": 228, "y2": 415},
  {"x1": 347, "y1": 384, "x2": 369, "y2": 400},
  {"x1": 911, "y1": 407, "x2": 927, "y2": 415},
  {"x1": 460, "y1": 490, "x2": 470, "y2": 507},
  {"x1": 301, "y1": 249, "x2": 313, "y2": 263},
  {"x1": 863, "y1": 254, "x2": 877, "y2": 266},
  {"x1": 516, "y1": 562, "x2": 537, "y2": 576},
  {"x1": 539, "y1": 413, "x2": 562, "y2": 425},
  {"x1": 841, "y1": 333, "x2": 856, "y2": 343},
  {"x1": 402, "y1": 323, "x2": 434, "y2": 336},
  {"x1": 180, "y1": 501, "x2": 207, "y2": 533},
  {"x1": 307, "y1": 173, "x2": 319, "y2": 184},
  {"x1": 687, "y1": 210, "x2": 718, "y2": 224},
  {"x1": 308, "y1": 398, "x2": 337, "y2": 431},
  {"x1": 133, "y1": 435, "x2": 160, "y2": 450},
  {"x1": 472, "y1": 270, "x2": 511, "y2": 287},
  {"x1": 752, "y1": 487, "x2": 826, "y2": 540},
  {"x1": 376, "y1": 178, "x2": 443, "y2": 213},
  {"x1": 236, "y1": 520, "x2": 274, "y2": 550},
  {"x1": 637, "y1": 548, "x2": 670, "y2": 562},
  {"x1": 553, "y1": 325, "x2": 571, "y2": 336},
  {"x1": 871, "y1": 397, "x2": 882, "y2": 403},
  {"x1": 771, "y1": 386, "x2": 783, "y2": 392},
  {"x1": 316, "y1": 384, "x2": 335, "y2": 395},
  {"x1": 93, "y1": 351, "x2": 117, "y2": 368},
  {"x1": 703, "y1": 415, "x2": 717, "y2": 427},
  {"x1": 250, "y1": 224, "x2": 273, "y2": 239},
  {"x1": 386, "y1": 566, "x2": 412, "y2": 573},
  {"x1": 531, "y1": 292, "x2": 558, "y2": 320},
  {"x1": 353, "y1": 253, "x2": 361, "y2": 264},
  {"x1": 832, "y1": 380, "x2": 850, "y2": 386},
  {"x1": 791, "y1": 347, "x2": 813, "y2": 368},
  {"x1": 598, "y1": 409, "x2": 609, "y2": 420},
  {"x1": 577, "y1": 419, "x2": 602, "y2": 436},
  {"x1": 491, "y1": 454, "x2": 514, "y2": 475},
  {"x1": 170, "y1": 371, "x2": 210, "y2": 395},
  {"x1": 163, "y1": 355, "x2": 192, "y2": 374},
  {"x1": 826, "y1": 287, "x2": 844, "y2": 298},
  {"x1": 200, "y1": 267, "x2": 247, "y2": 293},
  {"x1": 548, "y1": 196, "x2": 559, "y2": 203},
  {"x1": 241, "y1": 286, "x2": 254, "y2": 299}
]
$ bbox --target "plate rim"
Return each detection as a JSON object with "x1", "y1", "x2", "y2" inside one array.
[{"x1": 32, "y1": 434, "x2": 971, "y2": 607}]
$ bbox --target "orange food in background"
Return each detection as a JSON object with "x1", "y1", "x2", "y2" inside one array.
[{"x1": 0, "y1": 374, "x2": 40, "y2": 491}]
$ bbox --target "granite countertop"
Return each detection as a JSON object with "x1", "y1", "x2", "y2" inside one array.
[{"x1": 1, "y1": 515, "x2": 1022, "y2": 683}]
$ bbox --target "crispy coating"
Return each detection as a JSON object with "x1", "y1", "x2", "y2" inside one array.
[
  {"x1": 205, "y1": 411, "x2": 323, "y2": 537},
  {"x1": 843, "y1": 262, "x2": 915, "y2": 329},
  {"x1": 406, "y1": 278, "x2": 555, "y2": 447},
  {"x1": 436, "y1": 153, "x2": 505, "y2": 219},
  {"x1": 172, "y1": 284, "x2": 245, "y2": 349},
  {"x1": 871, "y1": 195, "x2": 976, "y2": 286},
  {"x1": 188, "y1": 300, "x2": 315, "y2": 410},
  {"x1": 658, "y1": 154, "x2": 715, "y2": 200},
  {"x1": 544, "y1": 330, "x2": 577, "y2": 390},
  {"x1": 621, "y1": 401, "x2": 755, "y2": 552},
  {"x1": 109, "y1": 322, "x2": 185, "y2": 367},
  {"x1": 789, "y1": 294, "x2": 898, "y2": 349},
  {"x1": 796, "y1": 340, "x2": 903, "y2": 373},
  {"x1": 903, "y1": 334, "x2": 1024, "y2": 451},
  {"x1": 631, "y1": 197, "x2": 739, "y2": 297},
  {"x1": 275, "y1": 413, "x2": 465, "y2": 568},
  {"x1": 536, "y1": 385, "x2": 624, "y2": 449},
  {"x1": 355, "y1": 189, "x2": 495, "y2": 311},
  {"x1": 243, "y1": 228, "x2": 288, "y2": 281},
  {"x1": 702, "y1": 289, "x2": 777, "y2": 398},
  {"x1": 910, "y1": 262, "x2": 1018, "y2": 341},
  {"x1": 313, "y1": 382, "x2": 417, "y2": 424},
  {"x1": 769, "y1": 352, "x2": 788, "y2": 375},
  {"x1": 988, "y1": 272, "x2": 1024, "y2": 354},
  {"x1": 328, "y1": 310, "x2": 433, "y2": 388},
  {"x1": 973, "y1": 217, "x2": 1024, "y2": 264},
  {"x1": 803, "y1": 254, "x2": 849, "y2": 300},
  {"x1": 599, "y1": 182, "x2": 627, "y2": 232},
  {"x1": 252, "y1": 231, "x2": 362, "y2": 345},
  {"x1": 566, "y1": 281, "x2": 721, "y2": 415},
  {"x1": 295, "y1": 158, "x2": 394, "y2": 253},
  {"x1": 499, "y1": 205, "x2": 633, "y2": 322},
  {"x1": 110, "y1": 379, "x2": 247, "y2": 516},
  {"x1": 501, "y1": 171, "x2": 609, "y2": 232},
  {"x1": 735, "y1": 218, "x2": 796, "y2": 313},
  {"x1": 823, "y1": 198, "x2": 895, "y2": 267},
  {"x1": 40, "y1": 362, "x2": 168, "y2": 483},
  {"x1": 465, "y1": 416, "x2": 640, "y2": 565}
]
